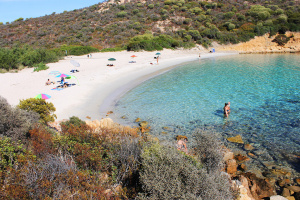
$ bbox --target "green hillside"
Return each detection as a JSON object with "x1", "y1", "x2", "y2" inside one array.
[{"x1": 0, "y1": 0, "x2": 299, "y2": 50}]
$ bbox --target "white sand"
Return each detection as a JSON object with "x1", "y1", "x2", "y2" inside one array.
[{"x1": 0, "y1": 49, "x2": 238, "y2": 121}]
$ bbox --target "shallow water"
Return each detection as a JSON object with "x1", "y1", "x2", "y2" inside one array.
[{"x1": 112, "y1": 54, "x2": 300, "y2": 174}]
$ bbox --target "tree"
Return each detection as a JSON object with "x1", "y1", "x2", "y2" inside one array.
[{"x1": 18, "y1": 98, "x2": 56, "y2": 124}]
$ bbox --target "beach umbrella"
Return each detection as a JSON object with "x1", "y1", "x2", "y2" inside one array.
[
  {"x1": 49, "y1": 71, "x2": 60, "y2": 76},
  {"x1": 70, "y1": 60, "x2": 80, "y2": 67},
  {"x1": 56, "y1": 73, "x2": 70, "y2": 78},
  {"x1": 155, "y1": 52, "x2": 161, "y2": 55},
  {"x1": 65, "y1": 75, "x2": 79, "y2": 85},
  {"x1": 108, "y1": 58, "x2": 116, "y2": 61},
  {"x1": 35, "y1": 93, "x2": 51, "y2": 99},
  {"x1": 131, "y1": 55, "x2": 137, "y2": 58}
]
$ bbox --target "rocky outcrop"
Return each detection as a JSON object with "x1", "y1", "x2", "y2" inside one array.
[
  {"x1": 242, "y1": 172, "x2": 276, "y2": 199},
  {"x1": 216, "y1": 32, "x2": 300, "y2": 53}
]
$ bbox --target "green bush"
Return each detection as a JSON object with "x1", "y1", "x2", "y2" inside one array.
[
  {"x1": 228, "y1": 23, "x2": 236, "y2": 31},
  {"x1": 63, "y1": 46, "x2": 99, "y2": 56},
  {"x1": 33, "y1": 62, "x2": 49, "y2": 72},
  {"x1": 148, "y1": 4, "x2": 154, "y2": 9},
  {"x1": 116, "y1": 11, "x2": 127, "y2": 18},
  {"x1": 0, "y1": 46, "x2": 61, "y2": 70},
  {"x1": 100, "y1": 46, "x2": 126, "y2": 52},
  {"x1": 224, "y1": 11, "x2": 235, "y2": 19},
  {"x1": 272, "y1": 34, "x2": 290, "y2": 46},
  {"x1": 0, "y1": 137, "x2": 27, "y2": 171},
  {"x1": 18, "y1": 98, "x2": 56, "y2": 124},
  {"x1": 60, "y1": 116, "x2": 86, "y2": 131},
  {"x1": 0, "y1": 48, "x2": 19, "y2": 70},
  {"x1": 248, "y1": 5, "x2": 271, "y2": 20},
  {"x1": 127, "y1": 33, "x2": 183, "y2": 51}
]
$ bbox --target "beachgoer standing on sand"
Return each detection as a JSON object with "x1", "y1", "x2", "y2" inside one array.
[
  {"x1": 223, "y1": 102, "x2": 231, "y2": 117},
  {"x1": 177, "y1": 138, "x2": 188, "y2": 153}
]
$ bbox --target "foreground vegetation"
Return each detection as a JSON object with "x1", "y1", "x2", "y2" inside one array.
[{"x1": 0, "y1": 96, "x2": 233, "y2": 199}]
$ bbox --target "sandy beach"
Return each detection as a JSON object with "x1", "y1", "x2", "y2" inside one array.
[{"x1": 0, "y1": 48, "x2": 238, "y2": 121}]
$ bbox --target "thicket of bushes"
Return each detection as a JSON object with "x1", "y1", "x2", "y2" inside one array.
[
  {"x1": 0, "y1": 45, "x2": 98, "y2": 70},
  {"x1": 0, "y1": 96, "x2": 234, "y2": 199},
  {"x1": 127, "y1": 33, "x2": 194, "y2": 51}
]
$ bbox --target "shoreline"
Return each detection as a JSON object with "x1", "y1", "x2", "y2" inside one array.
[
  {"x1": 70, "y1": 51, "x2": 238, "y2": 121},
  {"x1": 0, "y1": 49, "x2": 238, "y2": 121}
]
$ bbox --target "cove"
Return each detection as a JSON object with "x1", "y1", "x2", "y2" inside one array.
[{"x1": 112, "y1": 53, "x2": 300, "y2": 175}]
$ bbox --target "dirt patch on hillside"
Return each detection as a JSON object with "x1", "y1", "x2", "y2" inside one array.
[{"x1": 215, "y1": 32, "x2": 300, "y2": 53}]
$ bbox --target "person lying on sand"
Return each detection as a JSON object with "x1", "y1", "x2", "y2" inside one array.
[{"x1": 63, "y1": 82, "x2": 69, "y2": 88}]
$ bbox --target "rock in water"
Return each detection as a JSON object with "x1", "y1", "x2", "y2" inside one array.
[
  {"x1": 227, "y1": 135, "x2": 244, "y2": 144},
  {"x1": 139, "y1": 121, "x2": 148, "y2": 127}
]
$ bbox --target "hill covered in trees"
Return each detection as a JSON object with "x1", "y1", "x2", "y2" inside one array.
[{"x1": 0, "y1": 0, "x2": 299, "y2": 51}]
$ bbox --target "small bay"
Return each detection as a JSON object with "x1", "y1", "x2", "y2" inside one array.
[{"x1": 113, "y1": 54, "x2": 300, "y2": 174}]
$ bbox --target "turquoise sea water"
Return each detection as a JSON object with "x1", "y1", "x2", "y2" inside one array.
[{"x1": 113, "y1": 54, "x2": 300, "y2": 173}]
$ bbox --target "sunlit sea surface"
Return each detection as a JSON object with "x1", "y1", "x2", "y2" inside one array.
[{"x1": 112, "y1": 54, "x2": 300, "y2": 174}]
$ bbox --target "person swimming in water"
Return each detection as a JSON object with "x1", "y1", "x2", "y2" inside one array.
[{"x1": 223, "y1": 102, "x2": 231, "y2": 117}]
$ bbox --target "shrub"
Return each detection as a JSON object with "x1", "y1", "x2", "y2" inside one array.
[
  {"x1": 116, "y1": 11, "x2": 127, "y2": 18},
  {"x1": 272, "y1": 34, "x2": 290, "y2": 46},
  {"x1": 14, "y1": 17, "x2": 24, "y2": 22},
  {"x1": 100, "y1": 46, "x2": 126, "y2": 52},
  {"x1": 0, "y1": 48, "x2": 19, "y2": 70},
  {"x1": 21, "y1": 153, "x2": 78, "y2": 199},
  {"x1": 224, "y1": 11, "x2": 235, "y2": 19},
  {"x1": 63, "y1": 46, "x2": 99, "y2": 56},
  {"x1": 193, "y1": 127, "x2": 224, "y2": 173},
  {"x1": 18, "y1": 98, "x2": 56, "y2": 124},
  {"x1": 138, "y1": 142, "x2": 233, "y2": 199},
  {"x1": 126, "y1": 34, "x2": 182, "y2": 51},
  {"x1": 148, "y1": 4, "x2": 154, "y2": 9},
  {"x1": 133, "y1": 9, "x2": 139, "y2": 14},
  {"x1": 248, "y1": 5, "x2": 271, "y2": 20},
  {"x1": 278, "y1": 14, "x2": 288, "y2": 22},
  {"x1": 112, "y1": 137, "x2": 142, "y2": 186},
  {"x1": 0, "y1": 96, "x2": 39, "y2": 142},
  {"x1": 33, "y1": 62, "x2": 49, "y2": 72},
  {"x1": 0, "y1": 137, "x2": 25, "y2": 171},
  {"x1": 228, "y1": 23, "x2": 236, "y2": 31},
  {"x1": 60, "y1": 116, "x2": 86, "y2": 128},
  {"x1": 29, "y1": 126, "x2": 56, "y2": 157}
]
